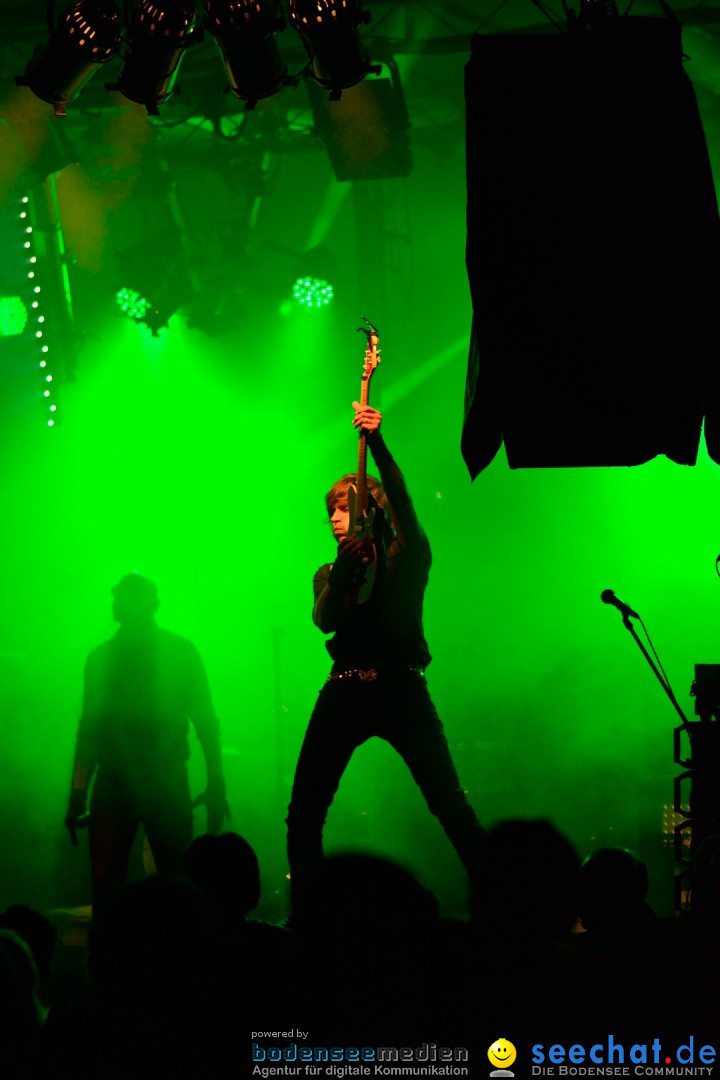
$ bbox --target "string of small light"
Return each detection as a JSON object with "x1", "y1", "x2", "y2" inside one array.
[{"x1": 20, "y1": 195, "x2": 57, "y2": 428}]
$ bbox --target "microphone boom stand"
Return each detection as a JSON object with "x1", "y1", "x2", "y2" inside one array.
[
  {"x1": 613, "y1": 610, "x2": 690, "y2": 731},
  {"x1": 607, "y1": 604, "x2": 697, "y2": 912}
]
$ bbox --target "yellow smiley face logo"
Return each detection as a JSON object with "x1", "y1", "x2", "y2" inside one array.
[{"x1": 488, "y1": 1039, "x2": 517, "y2": 1070}]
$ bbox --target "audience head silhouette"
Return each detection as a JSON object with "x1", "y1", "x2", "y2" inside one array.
[
  {"x1": 471, "y1": 818, "x2": 580, "y2": 948},
  {"x1": 183, "y1": 832, "x2": 261, "y2": 917},
  {"x1": 0, "y1": 905, "x2": 56, "y2": 988},
  {"x1": 579, "y1": 846, "x2": 650, "y2": 932},
  {"x1": 293, "y1": 851, "x2": 439, "y2": 939}
]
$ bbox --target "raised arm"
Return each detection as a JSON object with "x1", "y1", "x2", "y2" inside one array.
[{"x1": 352, "y1": 402, "x2": 426, "y2": 551}]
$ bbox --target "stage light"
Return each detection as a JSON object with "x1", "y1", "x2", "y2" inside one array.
[
  {"x1": 293, "y1": 276, "x2": 334, "y2": 308},
  {"x1": 115, "y1": 287, "x2": 176, "y2": 334},
  {"x1": 0, "y1": 297, "x2": 28, "y2": 337},
  {"x1": 204, "y1": 0, "x2": 288, "y2": 109},
  {"x1": 4, "y1": 193, "x2": 62, "y2": 427},
  {"x1": 15, "y1": 1, "x2": 121, "y2": 117},
  {"x1": 288, "y1": 0, "x2": 378, "y2": 99},
  {"x1": 116, "y1": 287, "x2": 151, "y2": 320},
  {"x1": 112, "y1": 1, "x2": 197, "y2": 114},
  {"x1": 113, "y1": 228, "x2": 191, "y2": 334},
  {"x1": 291, "y1": 245, "x2": 337, "y2": 308}
]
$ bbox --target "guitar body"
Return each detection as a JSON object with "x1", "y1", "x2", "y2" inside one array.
[
  {"x1": 347, "y1": 483, "x2": 375, "y2": 541},
  {"x1": 347, "y1": 317, "x2": 381, "y2": 605}
]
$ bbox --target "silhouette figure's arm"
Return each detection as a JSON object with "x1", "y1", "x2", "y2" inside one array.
[
  {"x1": 65, "y1": 654, "x2": 101, "y2": 845},
  {"x1": 188, "y1": 645, "x2": 229, "y2": 833}
]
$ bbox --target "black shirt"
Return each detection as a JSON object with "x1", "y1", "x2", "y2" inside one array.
[
  {"x1": 314, "y1": 535, "x2": 432, "y2": 672},
  {"x1": 77, "y1": 625, "x2": 218, "y2": 774}
]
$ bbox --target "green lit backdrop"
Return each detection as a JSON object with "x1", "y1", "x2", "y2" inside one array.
[{"x1": 0, "y1": 0, "x2": 719, "y2": 921}]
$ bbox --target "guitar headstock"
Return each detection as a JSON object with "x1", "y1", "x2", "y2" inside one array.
[{"x1": 356, "y1": 315, "x2": 380, "y2": 382}]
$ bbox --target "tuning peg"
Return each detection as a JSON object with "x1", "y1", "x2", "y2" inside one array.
[{"x1": 356, "y1": 314, "x2": 379, "y2": 338}]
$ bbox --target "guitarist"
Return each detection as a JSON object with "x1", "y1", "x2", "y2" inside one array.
[{"x1": 286, "y1": 403, "x2": 483, "y2": 902}]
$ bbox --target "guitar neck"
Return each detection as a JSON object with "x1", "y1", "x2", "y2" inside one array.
[
  {"x1": 352, "y1": 322, "x2": 380, "y2": 525},
  {"x1": 356, "y1": 375, "x2": 370, "y2": 513}
]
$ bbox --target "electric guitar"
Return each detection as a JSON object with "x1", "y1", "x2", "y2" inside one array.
[{"x1": 347, "y1": 316, "x2": 381, "y2": 603}]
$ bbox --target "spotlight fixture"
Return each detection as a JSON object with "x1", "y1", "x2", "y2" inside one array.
[
  {"x1": 115, "y1": 285, "x2": 177, "y2": 334},
  {"x1": 115, "y1": 287, "x2": 151, "y2": 320},
  {"x1": 15, "y1": 0, "x2": 121, "y2": 117},
  {"x1": 204, "y1": 0, "x2": 288, "y2": 110},
  {"x1": 291, "y1": 245, "x2": 337, "y2": 308},
  {"x1": 287, "y1": 0, "x2": 379, "y2": 100},
  {"x1": 113, "y1": 227, "x2": 193, "y2": 335},
  {"x1": 111, "y1": 1, "x2": 197, "y2": 114},
  {"x1": 293, "y1": 277, "x2": 334, "y2": 309},
  {"x1": 0, "y1": 297, "x2": 29, "y2": 337}
]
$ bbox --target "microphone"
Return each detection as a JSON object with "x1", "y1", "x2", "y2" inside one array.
[{"x1": 601, "y1": 589, "x2": 640, "y2": 619}]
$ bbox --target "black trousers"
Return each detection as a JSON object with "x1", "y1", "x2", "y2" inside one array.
[
  {"x1": 89, "y1": 764, "x2": 193, "y2": 903},
  {"x1": 286, "y1": 671, "x2": 482, "y2": 888}
]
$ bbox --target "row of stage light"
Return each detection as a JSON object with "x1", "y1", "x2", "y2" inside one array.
[{"x1": 17, "y1": 0, "x2": 379, "y2": 117}]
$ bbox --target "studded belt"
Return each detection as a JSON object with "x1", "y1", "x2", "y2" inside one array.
[{"x1": 326, "y1": 665, "x2": 425, "y2": 683}]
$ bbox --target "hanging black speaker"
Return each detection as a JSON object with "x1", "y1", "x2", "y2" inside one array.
[{"x1": 462, "y1": 19, "x2": 720, "y2": 475}]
